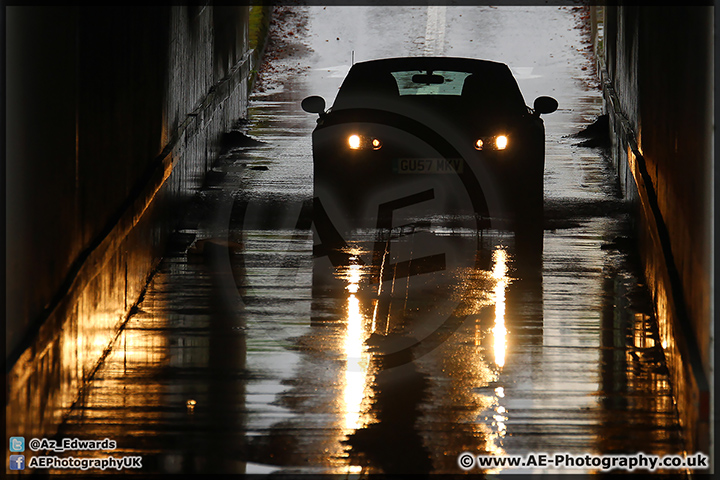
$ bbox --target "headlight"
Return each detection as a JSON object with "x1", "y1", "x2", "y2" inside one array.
[
  {"x1": 348, "y1": 134, "x2": 361, "y2": 149},
  {"x1": 347, "y1": 134, "x2": 382, "y2": 150},
  {"x1": 475, "y1": 134, "x2": 509, "y2": 151}
]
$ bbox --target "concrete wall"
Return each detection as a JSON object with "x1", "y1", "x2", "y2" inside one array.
[
  {"x1": 594, "y1": 5, "x2": 713, "y2": 456},
  {"x1": 6, "y1": 5, "x2": 256, "y2": 442}
]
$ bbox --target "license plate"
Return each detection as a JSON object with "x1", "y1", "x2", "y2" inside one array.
[{"x1": 393, "y1": 158, "x2": 464, "y2": 174}]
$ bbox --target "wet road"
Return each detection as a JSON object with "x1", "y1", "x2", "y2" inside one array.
[{"x1": 53, "y1": 5, "x2": 685, "y2": 476}]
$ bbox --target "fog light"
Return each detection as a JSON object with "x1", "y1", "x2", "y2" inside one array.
[
  {"x1": 495, "y1": 135, "x2": 508, "y2": 150},
  {"x1": 475, "y1": 139, "x2": 484, "y2": 150},
  {"x1": 372, "y1": 138, "x2": 382, "y2": 150}
]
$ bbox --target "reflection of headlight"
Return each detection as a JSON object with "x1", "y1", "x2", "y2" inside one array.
[
  {"x1": 475, "y1": 135, "x2": 509, "y2": 151},
  {"x1": 348, "y1": 134, "x2": 382, "y2": 150}
]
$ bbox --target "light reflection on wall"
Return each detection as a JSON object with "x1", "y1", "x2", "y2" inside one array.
[{"x1": 58, "y1": 317, "x2": 169, "y2": 441}]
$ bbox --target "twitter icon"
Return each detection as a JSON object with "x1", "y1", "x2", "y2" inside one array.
[{"x1": 10, "y1": 437, "x2": 25, "y2": 452}]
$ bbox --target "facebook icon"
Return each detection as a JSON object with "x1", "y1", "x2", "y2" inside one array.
[{"x1": 9, "y1": 454, "x2": 25, "y2": 470}]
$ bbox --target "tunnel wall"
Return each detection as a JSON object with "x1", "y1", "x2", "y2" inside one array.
[
  {"x1": 594, "y1": 6, "x2": 713, "y2": 456},
  {"x1": 6, "y1": 6, "x2": 257, "y2": 442}
]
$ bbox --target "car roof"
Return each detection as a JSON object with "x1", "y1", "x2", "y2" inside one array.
[
  {"x1": 347, "y1": 56, "x2": 513, "y2": 76},
  {"x1": 333, "y1": 56, "x2": 527, "y2": 115}
]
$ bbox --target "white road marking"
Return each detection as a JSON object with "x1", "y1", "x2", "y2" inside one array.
[{"x1": 424, "y1": 6, "x2": 447, "y2": 56}]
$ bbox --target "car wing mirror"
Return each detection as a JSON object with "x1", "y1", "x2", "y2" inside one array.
[
  {"x1": 533, "y1": 96, "x2": 558, "y2": 115},
  {"x1": 302, "y1": 95, "x2": 326, "y2": 115}
]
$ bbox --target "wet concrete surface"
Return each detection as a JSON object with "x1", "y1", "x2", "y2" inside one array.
[{"x1": 48, "y1": 5, "x2": 688, "y2": 476}]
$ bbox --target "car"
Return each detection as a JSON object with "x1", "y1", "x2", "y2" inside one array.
[{"x1": 302, "y1": 56, "x2": 557, "y2": 232}]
